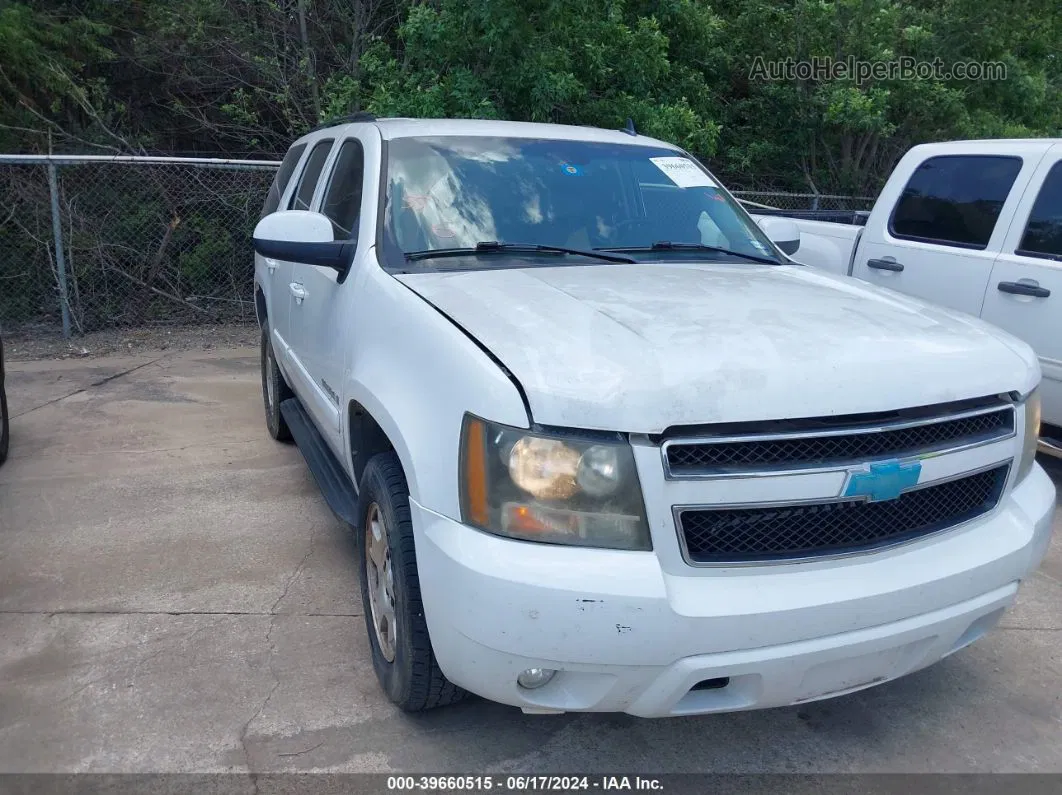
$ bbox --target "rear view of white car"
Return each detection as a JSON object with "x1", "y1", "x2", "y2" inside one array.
[{"x1": 252, "y1": 116, "x2": 1056, "y2": 716}]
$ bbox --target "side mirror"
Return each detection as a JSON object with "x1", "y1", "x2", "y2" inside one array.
[
  {"x1": 756, "y1": 216, "x2": 801, "y2": 255},
  {"x1": 253, "y1": 210, "x2": 355, "y2": 275}
]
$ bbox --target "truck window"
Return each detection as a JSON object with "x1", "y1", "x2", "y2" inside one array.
[
  {"x1": 320, "y1": 139, "x2": 365, "y2": 241},
  {"x1": 1016, "y1": 161, "x2": 1062, "y2": 260},
  {"x1": 889, "y1": 155, "x2": 1022, "y2": 249},
  {"x1": 383, "y1": 136, "x2": 777, "y2": 264},
  {"x1": 260, "y1": 143, "x2": 306, "y2": 218},
  {"x1": 289, "y1": 139, "x2": 334, "y2": 211}
]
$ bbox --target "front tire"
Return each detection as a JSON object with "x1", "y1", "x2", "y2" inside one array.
[
  {"x1": 357, "y1": 452, "x2": 466, "y2": 712},
  {"x1": 260, "y1": 325, "x2": 292, "y2": 442},
  {"x1": 0, "y1": 339, "x2": 8, "y2": 465}
]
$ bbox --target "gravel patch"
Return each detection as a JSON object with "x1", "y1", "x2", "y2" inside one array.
[{"x1": 2, "y1": 323, "x2": 259, "y2": 362}]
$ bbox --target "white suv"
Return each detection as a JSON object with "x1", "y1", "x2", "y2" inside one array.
[{"x1": 253, "y1": 115, "x2": 1056, "y2": 716}]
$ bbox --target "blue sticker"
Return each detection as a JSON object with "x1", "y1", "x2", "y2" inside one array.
[{"x1": 560, "y1": 163, "x2": 583, "y2": 176}]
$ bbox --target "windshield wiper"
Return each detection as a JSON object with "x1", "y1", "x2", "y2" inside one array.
[
  {"x1": 405, "y1": 241, "x2": 636, "y2": 264},
  {"x1": 598, "y1": 241, "x2": 781, "y2": 266}
]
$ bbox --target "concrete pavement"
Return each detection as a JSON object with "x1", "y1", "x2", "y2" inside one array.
[{"x1": 0, "y1": 349, "x2": 1059, "y2": 773}]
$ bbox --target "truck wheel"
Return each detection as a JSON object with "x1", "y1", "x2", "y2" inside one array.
[
  {"x1": 0, "y1": 339, "x2": 8, "y2": 465},
  {"x1": 357, "y1": 451, "x2": 467, "y2": 712},
  {"x1": 0, "y1": 379, "x2": 8, "y2": 465},
  {"x1": 260, "y1": 326, "x2": 292, "y2": 442}
]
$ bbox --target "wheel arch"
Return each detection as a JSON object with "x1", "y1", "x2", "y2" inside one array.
[
  {"x1": 254, "y1": 281, "x2": 268, "y2": 328},
  {"x1": 348, "y1": 399, "x2": 397, "y2": 487}
]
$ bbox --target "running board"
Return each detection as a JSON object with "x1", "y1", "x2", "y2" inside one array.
[
  {"x1": 1040, "y1": 435, "x2": 1062, "y2": 460},
  {"x1": 280, "y1": 398, "x2": 359, "y2": 526}
]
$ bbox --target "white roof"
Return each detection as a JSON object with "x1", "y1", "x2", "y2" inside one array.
[
  {"x1": 300, "y1": 117, "x2": 680, "y2": 149},
  {"x1": 908, "y1": 139, "x2": 1062, "y2": 156}
]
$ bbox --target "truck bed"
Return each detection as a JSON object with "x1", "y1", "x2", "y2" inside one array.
[{"x1": 749, "y1": 213, "x2": 864, "y2": 275}]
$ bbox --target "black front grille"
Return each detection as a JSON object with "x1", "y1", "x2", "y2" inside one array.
[
  {"x1": 678, "y1": 465, "x2": 1009, "y2": 564},
  {"x1": 666, "y1": 408, "x2": 1013, "y2": 475}
]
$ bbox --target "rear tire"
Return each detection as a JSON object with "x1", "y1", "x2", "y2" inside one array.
[
  {"x1": 0, "y1": 337, "x2": 8, "y2": 465},
  {"x1": 357, "y1": 451, "x2": 467, "y2": 712},
  {"x1": 261, "y1": 325, "x2": 292, "y2": 442}
]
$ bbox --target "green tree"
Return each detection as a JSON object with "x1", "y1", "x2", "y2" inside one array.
[{"x1": 326, "y1": 0, "x2": 723, "y2": 157}]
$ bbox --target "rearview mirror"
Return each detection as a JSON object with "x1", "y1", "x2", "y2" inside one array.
[
  {"x1": 756, "y1": 216, "x2": 801, "y2": 255},
  {"x1": 253, "y1": 210, "x2": 355, "y2": 275}
]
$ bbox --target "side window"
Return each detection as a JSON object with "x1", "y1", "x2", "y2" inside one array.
[
  {"x1": 320, "y1": 139, "x2": 365, "y2": 240},
  {"x1": 889, "y1": 155, "x2": 1023, "y2": 249},
  {"x1": 260, "y1": 142, "x2": 306, "y2": 218},
  {"x1": 1017, "y1": 161, "x2": 1062, "y2": 260},
  {"x1": 288, "y1": 139, "x2": 334, "y2": 211}
]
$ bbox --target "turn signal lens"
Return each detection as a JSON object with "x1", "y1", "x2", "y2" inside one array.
[
  {"x1": 1016, "y1": 388, "x2": 1041, "y2": 483},
  {"x1": 461, "y1": 416, "x2": 490, "y2": 526}
]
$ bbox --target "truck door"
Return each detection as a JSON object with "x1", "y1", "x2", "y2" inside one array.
[
  {"x1": 257, "y1": 141, "x2": 307, "y2": 372},
  {"x1": 278, "y1": 137, "x2": 337, "y2": 432},
  {"x1": 288, "y1": 128, "x2": 377, "y2": 459},
  {"x1": 981, "y1": 144, "x2": 1062, "y2": 428},
  {"x1": 852, "y1": 151, "x2": 1029, "y2": 316}
]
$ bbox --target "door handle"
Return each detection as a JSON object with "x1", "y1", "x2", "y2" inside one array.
[
  {"x1": 289, "y1": 282, "x2": 308, "y2": 304},
  {"x1": 998, "y1": 280, "x2": 1050, "y2": 298},
  {"x1": 265, "y1": 258, "x2": 279, "y2": 274},
  {"x1": 867, "y1": 258, "x2": 904, "y2": 272}
]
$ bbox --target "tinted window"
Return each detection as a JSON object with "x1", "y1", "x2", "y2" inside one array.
[
  {"x1": 261, "y1": 143, "x2": 306, "y2": 218},
  {"x1": 289, "y1": 139, "x2": 334, "y2": 211},
  {"x1": 383, "y1": 136, "x2": 778, "y2": 265},
  {"x1": 890, "y1": 155, "x2": 1022, "y2": 248},
  {"x1": 1017, "y1": 161, "x2": 1062, "y2": 260},
  {"x1": 321, "y1": 140, "x2": 365, "y2": 240}
]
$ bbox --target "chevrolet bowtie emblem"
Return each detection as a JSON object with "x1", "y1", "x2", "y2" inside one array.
[{"x1": 843, "y1": 459, "x2": 922, "y2": 502}]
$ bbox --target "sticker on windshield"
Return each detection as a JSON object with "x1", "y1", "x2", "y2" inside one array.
[
  {"x1": 649, "y1": 157, "x2": 717, "y2": 189},
  {"x1": 560, "y1": 163, "x2": 583, "y2": 176}
]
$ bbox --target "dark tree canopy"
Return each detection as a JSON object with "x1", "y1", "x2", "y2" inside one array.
[{"x1": 2, "y1": 0, "x2": 1059, "y2": 193}]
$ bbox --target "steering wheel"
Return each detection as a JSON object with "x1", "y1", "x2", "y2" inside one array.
[{"x1": 607, "y1": 218, "x2": 655, "y2": 247}]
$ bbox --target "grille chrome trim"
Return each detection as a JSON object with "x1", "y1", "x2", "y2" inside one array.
[
  {"x1": 662, "y1": 403, "x2": 1015, "y2": 480},
  {"x1": 672, "y1": 460, "x2": 1011, "y2": 568}
]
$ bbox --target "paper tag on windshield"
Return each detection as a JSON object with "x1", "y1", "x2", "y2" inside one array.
[{"x1": 649, "y1": 157, "x2": 717, "y2": 188}]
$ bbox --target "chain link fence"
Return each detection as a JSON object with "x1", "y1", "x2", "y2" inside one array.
[
  {"x1": 0, "y1": 156, "x2": 278, "y2": 338},
  {"x1": 0, "y1": 155, "x2": 876, "y2": 339},
  {"x1": 732, "y1": 191, "x2": 877, "y2": 212}
]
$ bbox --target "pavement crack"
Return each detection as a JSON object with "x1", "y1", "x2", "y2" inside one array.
[
  {"x1": 240, "y1": 526, "x2": 320, "y2": 776},
  {"x1": 240, "y1": 614, "x2": 282, "y2": 779},
  {"x1": 270, "y1": 522, "x2": 321, "y2": 615},
  {"x1": 277, "y1": 741, "x2": 325, "y2": 757},
  {"x1": 12, "y1": 355, "x2": 169, "y2": 418}
]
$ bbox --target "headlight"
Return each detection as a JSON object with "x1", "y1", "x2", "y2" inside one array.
[
  {"x1": 1016, "y1": 388, "x2": 1041, "y2": 483},
  {"x1": 459, "y1": 415, "x2": 651, "y2": 550}
]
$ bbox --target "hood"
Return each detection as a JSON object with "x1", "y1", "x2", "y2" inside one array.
[{"x1": 397, "y1": 263, "x2": 1039, "y2": 434}]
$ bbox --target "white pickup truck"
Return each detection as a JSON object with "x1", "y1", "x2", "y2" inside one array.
[
  {"x1": 752, "y1": 139, "x2": 1062, "y2": 458},
  {"x1": 252, "y1": 116, "x2": 1055, "y2": 717}
]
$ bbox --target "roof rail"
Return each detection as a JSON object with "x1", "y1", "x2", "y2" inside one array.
[{"x1": 310, "y1": 112, "x2": 378, "y2": 132}]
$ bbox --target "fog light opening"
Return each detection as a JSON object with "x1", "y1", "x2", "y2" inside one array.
[
  {"x1": 517, "y1": 668, "x2": 557, "y2": 690},
  {"x1": 690, "y1": 677, "x2": 730, "y2": 692}
]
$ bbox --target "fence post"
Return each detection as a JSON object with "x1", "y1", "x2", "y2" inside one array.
[{"x1": 46, "y1": 161, "x2": 72, "y2": 338}]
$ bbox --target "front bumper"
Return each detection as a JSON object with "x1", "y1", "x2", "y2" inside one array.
[{"x1": 411, "y1": 464, "x2": 1056, "y2": 717}]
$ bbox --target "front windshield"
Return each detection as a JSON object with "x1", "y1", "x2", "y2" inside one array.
[{"x1": 382, "y1": 136, "x2": 779, "y2": 265}]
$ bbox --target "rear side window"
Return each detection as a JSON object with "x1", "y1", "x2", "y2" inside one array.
[
  {"x1": 289, "y1": 139, "x2": 334, "y2": 211},
  {"x1": 260, "y1": 143, "x2": 306, "y2": 218},
  {"x1": 320, "y1": 139, "x2": 365, "y2": 240},
  {"x1": 889, "y1": 155, "x2": 1022, "y2": 249},
  {"x1": 1017, "y1": 161, "x2": 1062, "y2": 260}
]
